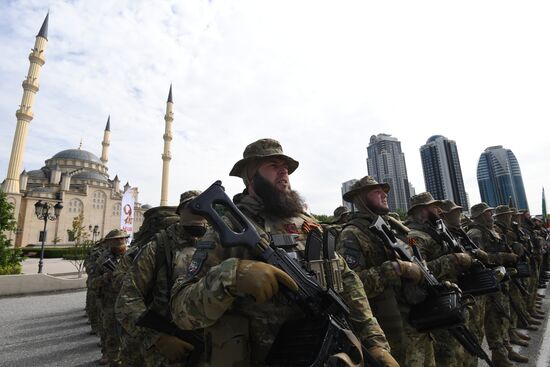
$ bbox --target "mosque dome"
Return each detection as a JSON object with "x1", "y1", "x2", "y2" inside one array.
[{"x1": 51, "y1": 149, "x2": 102, "y2": 164}]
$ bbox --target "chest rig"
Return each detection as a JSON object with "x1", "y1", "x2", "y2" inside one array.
[{"x1": 260, "y1": 214, "x2": 345, "y2": 293}]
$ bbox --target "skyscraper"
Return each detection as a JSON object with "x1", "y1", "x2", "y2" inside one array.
[
  {"x1": 477, "y1": 145, "x2": 529, "y2": 210},
  {"x1": 420, "y1": 135, "x2": 469, "y2": 210},
  {"x1": 341, "y1": 179, "x2": 358, "y2": 211},
  {"x1": 366, "y1": 134, "x2": 411, "y2": 211}
]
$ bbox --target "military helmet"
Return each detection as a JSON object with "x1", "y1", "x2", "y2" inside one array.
[
  {"x1": 229, "y1": 138, "x2": 299, "y2": 178},
  {"x1": 407, "y1": 192, "x2": 443, "y2": 214},
  {"x1": 440, "y1": 199, "x2": 463, "y2": 214},
  {"x1": 470, "y1": 203, "x2": 494, "y2": 219},
  {"x1": 102, "y1": 229, "x2": 129, "y2": 247},
  {"x1": 342, "y1": 176, "x2": 390, "y2": 203},
  {"x1": 494, "y1": 205, "x2": 515, "y2": 216}
]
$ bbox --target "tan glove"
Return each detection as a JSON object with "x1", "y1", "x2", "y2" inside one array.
[
  {"x1": 154, "y1": 334, "x2": 194, "y2": 362},
  {"x1": 367, "y1": 346, "x2": 400, "y2": 367},
  {"x1": 394, "y1": 260, "x2": 423, "y2": 284},
  {"x1": 453, "y1": 253, "x2": 473, "y2": 269},
  {"x1": 500, "y1": 253, "x2": 519, "y2": 266},
  {"x1": 472, "y1": 249, "x2": 489, "y2": 264},
  {"x1": 235, "y1": 260, "x2": 299, "y2": 303}
]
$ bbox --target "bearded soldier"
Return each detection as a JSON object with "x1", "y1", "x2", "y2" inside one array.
[
  {"x1": 116, "y1": 191, "x2": 207, "y2": 367},
  {"x1": 170, "y1": 138, "x2": 398, "y2": 366},
  {"x1": 336, "y1": 176, "x2": 431, "y2": 366},
  {"x1": 405, "y1": 193, "x2": 473, "y2": 367}
]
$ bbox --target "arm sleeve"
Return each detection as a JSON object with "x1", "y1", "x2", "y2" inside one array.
[
  {"x1": 336, "y1": 229, "x2": 400, "y2": 299},
  {"x1": 339, "y1": 255, "x2": 391, "y2": 351},
  {"x1": 170, "y1": 257, "x2": 239, "y2": 330},
  {"x1": 413, "y1": 235, "x2": 458, "y2": 280}
]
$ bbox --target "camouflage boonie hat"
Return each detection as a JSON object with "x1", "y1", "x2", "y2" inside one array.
[
  {"x1": 333, "y1": 206, "x2": 351, "y2": 222},
  {"x1": 229, "y1": 138, "x2": 299, "y2": 178},
  {"x1": 440, "y1": 199, "x2": 463, "y2": 214},
  {"x1": 470, "y1": 202, "x2": 493, "y2": 218},
  {"x1": 407, "y1": 192, "x2": 443, "y2": 214},
  {"x1": 494, "y1": 205, "x2": 514, "y2": 216},
  {"x1": 103, "y1": 229, "x2": 129, "y2": 247},
  {"x1": 176, "y1": 190, "x2": 202, "y2": 215},
  {"x1": 342, "y1": 176, "x2": 390, "y2": 203}
]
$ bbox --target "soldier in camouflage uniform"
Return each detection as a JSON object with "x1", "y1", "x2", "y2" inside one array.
[
  {"x1": 115, "y1": 192, "x2": 206, "y2": 367},
  {"x1": 467, "y1": 203, "x2": 522, "y2": 367},
  {"x1": 332, "y1": 206, "x2": 351, "y2": 226},
  {"x1": 493, "y1": 205, "x2": 536, "y2": 350},
  {"x1": 91, "y1": 229, "x2": 129, "y2": 366},
  {"x1": 439, "y1": 200, "x2": 492, "y2": 367},
  {"x1": 85, "y1": 239, "x2": 107, "y2": 336},
  {"x1": 113, "y1": 206, "x2": 180, "y2": 367},
  {"x1": 336, "y1": 176, "x2": 430, "y2": 366},
  {"x1": 170, "y1": 139, "x2": 399, "y2": 366},
  {"x1": 406, "y1": 193, "x2": 473, "y2": 367}
]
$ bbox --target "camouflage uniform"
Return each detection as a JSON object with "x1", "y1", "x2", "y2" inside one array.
[
  {"x1": 114, "y1": 206, "x2": 179, "y2": 367},
  {"x1": 85, "y1": 244, "x2": 105, "y2": 335},
  {"x1": 91, "y1": 230, "x2": 129, "y2": 366},
  {"x1": 336, "y1": 176, "x2": 432, "y2": 367},
  {"x1": 170, "y1": 138, "x2": 392, "y2": 366},
  {"x1": 467, "y1": 204, "x2": 514, "y2": 367},
  {"x1": 406, "y1": 221, "x2": 467, "y2": 367}
]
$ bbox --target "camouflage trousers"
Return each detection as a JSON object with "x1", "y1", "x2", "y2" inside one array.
[
  {"x1": 102, "y1": 303, "x2": 122, "y2": 364},
  {"x1": 526, "y1": 260, "x2": 540, "y2": 311},
  {"x1": 432, "y1": 328, "x2": 466, "y2": 367},
  {"x1": 402, "y1": 321, "x2": 436, "y2": 367},
  {"x1": 143, "y1": 347, "x2": 188, "y2": 367},
  {"x1": 508, "y1": 282, "x2": 528, "y2": 328},
  {"x1": 86, "y1": 288, "x2": 100, "y2": 333},
  {"x1": 464, "y1": 298, "x2": 486, "y2": 367},
  {"x1": 484, "y1": 293, "x2": 511, "y2": 359},
  {"x1": 119, "y1": 332, "x2": 144, "y2": 367}
]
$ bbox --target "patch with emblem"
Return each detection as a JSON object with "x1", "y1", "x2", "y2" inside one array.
[
  {"x1": 302, "y1": 221, "x2": 322, "y2": 233},
  {"x1": 408, "y1": 238, "x2": 417, "y2": 246},
  {"x1": 187, "y1": 249, "x2": 208, "y2": 277},
  {"x1": 284, "y1": 223, "x2": 300, "y2": 234},
  {"x1": 344, "y1": 253, "x2": 358, "y2": 269}
]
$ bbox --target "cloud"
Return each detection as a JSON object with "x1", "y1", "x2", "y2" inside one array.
[{"x1": 1, "y1": 0, "x2": 548, "y2": 215}]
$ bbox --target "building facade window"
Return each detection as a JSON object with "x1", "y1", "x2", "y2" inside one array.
[
  {"x1": 113, "y1": 203, "x2": 121, "y2": 216},
  {"x1": 68, "y1": 198, "x2": 83, "y2": 214},
  {"x1": 93, "y1": 191, "x2": 106, "y2": 209}
]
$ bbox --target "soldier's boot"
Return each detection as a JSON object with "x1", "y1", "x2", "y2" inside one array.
[
  {"x1": 513, "y1": 329, "x2": 531, "y2": 341},
  {"x1": 526, "y1": 323, "x2": 538, "y2": 331},
  {"x1": 527, "y1": 316, "x2": 542, "y2": 325},
  {"x1": 509, "y1": 332, "x2": 529, "y2": 347},
  {"x1": 529, "y1": 311, "x2": 545, "y2": 320},
  {"x1": 507, "y1": 347, "x2": 529, "y2": 363},
  {"x1": 491, "y1": 350, "x2": 514, "y2": 367}
]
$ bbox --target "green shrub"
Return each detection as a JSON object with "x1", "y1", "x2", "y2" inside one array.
[
  {"x1": 21, "y1": 247, "x2": 72, "y2": 258},
  {"x1": 0, "y1": 263, "x2": 22, "y2": 275}
]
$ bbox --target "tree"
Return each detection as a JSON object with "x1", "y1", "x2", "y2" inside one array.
[
  {"x1": 66, "y1": 213, "x2": 92, "y2": 277},
  {"x1": 395, "y1": 208, "x2": 407, "y2": 221},
  {"x1": 311, "y1": 213, "x2": 333, "y2": 224},
  {"x1": 0, "y1": 190, "x2": 23, "y2": 275}
]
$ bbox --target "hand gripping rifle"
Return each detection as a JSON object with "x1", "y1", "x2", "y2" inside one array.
[
  {"x1": 369, "y1": 216, "x2": 494, "y2": 367},
  {"x1": 189, "y1": 181, "x2": 379, "y2": 367}
]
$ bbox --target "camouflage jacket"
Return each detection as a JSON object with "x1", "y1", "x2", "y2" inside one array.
[
  {"x1": 91, "y1": 248, "x2": 124, "y2": 306},
  {"x1": 494, "y1": 221, "x2": 526, "y2": 257},
  {"x1": 467, "y1": 224, "x2": 512, "y2": 265},
  {"x1": 84, "y1": 245, "x2": 104, "y2": 281},
  {"x1": 170, "y1": 194, "x2": 389, "y2": 365},
  {"x1": 406, "y1": 219, "x2": 463, "y2": 281},
  {"x1": 115, "y1": 223, "x2": 198, "y2": 350}
]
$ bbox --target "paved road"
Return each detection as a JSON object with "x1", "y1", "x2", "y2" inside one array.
[
  {"x1": 0, "y1": 290, "x2": 100, "y2": 367},
  {"x1": 0, "y1": 286, "x2": 548, "y2": 366}
]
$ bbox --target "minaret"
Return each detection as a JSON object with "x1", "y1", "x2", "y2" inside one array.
[
  {"x1": 160, "y1": 84, "x2": 174, "y2": 206},
  {"x1": 101, "y1": 115, "x2": 111, "y2": 164},
  {"x1": 2, "y1": 13, "x2": 49, "y2": 194}
]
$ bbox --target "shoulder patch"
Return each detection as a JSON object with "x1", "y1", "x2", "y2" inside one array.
[
  {"x1": 187, "y1": 249, "x2": 208, "y2": 277},
  {"x1": 408, "y1": 237, "x2": 417, "y2": 246},
  {"x1": 343, "y1": 253, "x2": 359, "y2": 269}
]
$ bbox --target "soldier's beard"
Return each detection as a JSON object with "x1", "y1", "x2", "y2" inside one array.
[{"x1": 252, "y1": 173, "x2": 304, "y2": 218}]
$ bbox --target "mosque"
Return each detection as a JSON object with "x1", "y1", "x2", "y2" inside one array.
[{"x1": 1, "y1": 14, "x2": 174, "y2": 247}]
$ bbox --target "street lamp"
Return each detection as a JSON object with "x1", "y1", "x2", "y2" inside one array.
[
  {"x1": 34, "y1": 200, "x2": 63, "y2": 274},
  {"x1": 88, "y1": 225, "x2": 100, "y2": 242}
]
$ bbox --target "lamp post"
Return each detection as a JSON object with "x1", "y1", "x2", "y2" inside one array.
[
  {"x1": 88, "y1": 225, "x2": 100, "y2": 243},
  {"x1": 34, "y1": 200, "x2": 63, "y2": 274}
]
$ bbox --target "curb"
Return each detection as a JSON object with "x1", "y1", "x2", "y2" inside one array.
[{"x1": 0, "y1": 273, "x2": 87, "y2": 297}]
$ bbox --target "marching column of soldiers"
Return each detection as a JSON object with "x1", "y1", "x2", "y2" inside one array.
[{"x1": 83, "y1": 138, "x2": 549, "y2": 367}]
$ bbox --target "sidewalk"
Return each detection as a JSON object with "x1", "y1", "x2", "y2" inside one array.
[{"x1": 21, "y1": 257, "x2": 84, "y2": 279}]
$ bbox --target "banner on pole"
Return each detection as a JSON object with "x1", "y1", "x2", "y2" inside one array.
[{"x1": 121, "y1": 188, "x2": 135, "y2": 242}]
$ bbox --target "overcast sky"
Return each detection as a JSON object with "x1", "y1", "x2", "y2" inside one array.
[{"x1": 0, "y1": 1, "x2": 548, "y2": 215}]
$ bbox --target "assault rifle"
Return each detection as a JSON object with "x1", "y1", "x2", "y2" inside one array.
[
  {"x1": 136, "y1": 309, "x2": 204, "y2": 366},
  {"x1": 102, "y1": 257, "x2": 118, "y2": 272},
  {"x1": 369, "y1": 216, "x2": 494, "y2": 367},
  {"x1": 189, "y1": 181, "x2": 379, "y2": 367}
]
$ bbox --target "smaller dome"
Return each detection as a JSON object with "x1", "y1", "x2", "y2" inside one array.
[
  {"x1": 27, "y1": 169, "x2": 48, "y2": 178},
  {"x1": 72, "y1": 171, "x2": 108, "y2": 183},
  {"x1": 51, "y1": 149, "x2": 102, "y2": 164}
]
